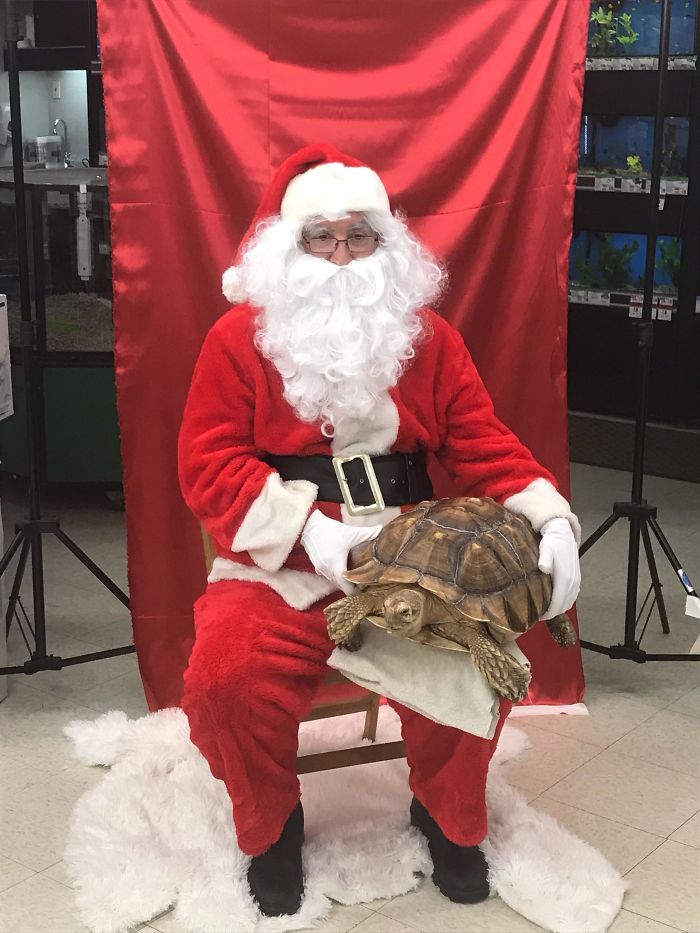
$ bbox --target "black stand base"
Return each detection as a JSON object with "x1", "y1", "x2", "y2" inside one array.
[
  {"x1": 0, "y1": 517, "x2": 134, "y2": 677},
  {"x1": 579, "y1": 500, "x2": 700, "y2": 663}
]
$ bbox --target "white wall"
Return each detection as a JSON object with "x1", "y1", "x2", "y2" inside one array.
[
  {"x1": 0, "y1": 70, "x2": 88, "y2": 166},
  {"x1": 48, "y1": 71, "x2": 89, "y2": 164}
]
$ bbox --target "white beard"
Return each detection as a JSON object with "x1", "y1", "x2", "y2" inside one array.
[{"x1": 239, "y1": 214, "x2": 444, "y2": 437}]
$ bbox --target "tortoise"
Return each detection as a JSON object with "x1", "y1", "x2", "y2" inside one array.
[{"x1": 324, "y1": 496, "x2": 577, "y2": 702}]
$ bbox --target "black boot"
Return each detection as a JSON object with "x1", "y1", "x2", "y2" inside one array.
[
  {"x1": 247, "y1": 801, "x2": 304, "y2": 916},
  {"x1": 410, "y1": 797, "x2": 490, "y2": 904}
]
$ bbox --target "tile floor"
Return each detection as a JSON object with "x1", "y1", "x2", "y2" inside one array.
[{"x1": 0, "y1": 464, "x2": 699, "y2": 933}]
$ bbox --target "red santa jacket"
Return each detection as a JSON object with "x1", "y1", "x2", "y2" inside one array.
[{"x1": 178, "y1": 303, "x2": 577, "y2": 609}]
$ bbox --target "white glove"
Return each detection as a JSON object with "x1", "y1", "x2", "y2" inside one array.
[
  {"x1": 538, "y1": 517, "x2": 581, "y2": 620},
  {"x1": 301, "y1": 510, "x2": 382, "y2": 595}
]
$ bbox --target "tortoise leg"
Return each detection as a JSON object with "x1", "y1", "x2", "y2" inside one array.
[
  {"x1": 546, "y1": 614, "x2": 578, "y2": 648},
  {"x1": 431, "y1": 619, "x2": 532, "y2": 702},
  {"x1": 324, "y1": 590, "x2": 385, "y2": 651}
]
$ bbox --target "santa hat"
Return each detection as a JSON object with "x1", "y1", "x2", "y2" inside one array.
[{"x1": 222, "y1": 143, "x2": 391, "y2": 303}]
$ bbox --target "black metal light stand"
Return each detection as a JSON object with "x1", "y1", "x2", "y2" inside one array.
[
  {"x1": 578, "y1": 0, "x2": 700, "y2": 663},
  {"x1": 0, "y1": 3, "x2": 134, "y2": 677}
]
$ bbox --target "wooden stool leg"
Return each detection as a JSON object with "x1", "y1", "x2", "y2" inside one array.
[{"x1": 362, "y1": 692, "x2": 380, "y2": 741}]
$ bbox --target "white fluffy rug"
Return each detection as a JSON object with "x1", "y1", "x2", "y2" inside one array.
[{"x1": 63, "y1": 707, "x2": 625, "y2": 933}]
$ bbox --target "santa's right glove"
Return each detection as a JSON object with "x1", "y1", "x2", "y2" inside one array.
[
  {"x1": 301, "y1": 510, "x2": 382, "y2": 595},
  {"x1": 538, "y1": 517, "x2": 581, "y2": 619}
]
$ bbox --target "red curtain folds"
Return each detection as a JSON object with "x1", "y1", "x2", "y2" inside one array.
[{"x1": 97, "y1": 0, "x2": 589, "y2": 710}]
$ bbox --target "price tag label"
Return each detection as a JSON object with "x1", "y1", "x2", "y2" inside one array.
[
  {"x1": 629, "y1": 295, "x2": 652, "y2": 319},
  {"x1": 594, "y1": 176, "x2": 616, "y2": 192},
  {"x1": 587, "y1": 290, "x2": 611, "y2": 306},
  {"x1": 621, "y1": 178, "x2": 644, "y2": 193},
  {"x1": 657, "y1": 307, "x2": 672, "y2": 322},
  {"x1": 663, "y1": 179, "x2": 688, "y2": 195}
]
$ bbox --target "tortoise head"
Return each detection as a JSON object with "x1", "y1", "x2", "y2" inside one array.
[{"x1": 383, "y1": 589, "x2": 426, "y2": 638}]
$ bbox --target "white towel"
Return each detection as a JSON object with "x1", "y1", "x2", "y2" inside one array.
[{"x1": 327, "y1": 618, "x2": 530, "y2": 739}]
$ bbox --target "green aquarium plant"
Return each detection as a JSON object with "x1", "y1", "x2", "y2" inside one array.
[
  {"x1": 658, "y1": 238, "x2": 682, "y2": 289},
  {"x1": 573, "y1": 256, "x2": 598, "y2": 288},
  {"x1": 575, "y1": 234, "x2": 639, "y2": 290},
  {"x1": 626, "y1": 155, "x2": 644, "y2": 173},
  {"x1": 599, "y1": 235, "x2": 639, "y2": 289},
  {"x1": 616, "y1": 13, "x2": 640, "y2": 50},
  {"x1": 590, "y1": 4, "x2": 640, "y2": 56},
  {"x1": 590, "y1": 6, "x2": 618, "y2": 55}
]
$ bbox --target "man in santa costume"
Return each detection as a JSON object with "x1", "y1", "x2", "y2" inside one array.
[{"x1": 178, "y1": 143, "x2": 581, "y2": 917}]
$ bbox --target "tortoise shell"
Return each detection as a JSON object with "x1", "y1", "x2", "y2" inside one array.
[{"x1": 344, "y1": 497, "x2": 553, "y2": 635}]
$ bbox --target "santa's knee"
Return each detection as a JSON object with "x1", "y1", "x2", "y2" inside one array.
[{"x1": 184, "y1": 638, "x2": 302, "y2": 745}]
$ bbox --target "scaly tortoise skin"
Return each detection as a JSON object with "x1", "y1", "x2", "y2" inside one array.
[{"x1": 324, "y1": 497, "x2": 577, "y2": 702}]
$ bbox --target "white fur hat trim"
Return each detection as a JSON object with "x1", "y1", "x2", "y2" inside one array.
[{"x1": 280, "y1": 162, "x2": 390, "y2": 221}]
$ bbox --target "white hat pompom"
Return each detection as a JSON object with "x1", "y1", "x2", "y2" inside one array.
[{"x1": 222, "y1": 265, "x2": 248, "y2": 304}]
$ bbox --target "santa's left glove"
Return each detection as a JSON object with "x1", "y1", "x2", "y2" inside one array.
[
  {"x1": 301, "y1": 510, "x2": 382, "y2": 595},
  {"x1": 538, "y1": 517, "x2": 581, "y2": 620}
]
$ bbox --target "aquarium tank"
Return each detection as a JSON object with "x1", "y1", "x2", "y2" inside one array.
[
  {"x1": 3, "y1": 185, "x2": 113, "y2": 354},
  {"x1": 569, "y1": 231, "x2": 681, "y2": 295},
  {"x1": 579, "y1": 116, "x2": 689, "y2": 178},
  {"x1": 588, "y1": 0, "x2": 697, "y2": 57}
]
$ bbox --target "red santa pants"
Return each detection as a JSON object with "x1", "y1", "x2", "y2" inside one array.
[{"x1": 181, "y1": 579, "x2": 512, "y2": 856}]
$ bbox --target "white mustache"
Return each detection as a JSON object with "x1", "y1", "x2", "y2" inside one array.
[{"x1": 285, "y1": 253, "x2": 386, "y2": 306}]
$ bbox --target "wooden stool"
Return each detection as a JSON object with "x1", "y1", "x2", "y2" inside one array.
[{"x1": 200, "y1": 526, "x2": 405, "y2": 773}]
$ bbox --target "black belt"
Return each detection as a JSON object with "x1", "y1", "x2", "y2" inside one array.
[{"x1": 264, "y1": 451, "x2": 433, "y2": 515}]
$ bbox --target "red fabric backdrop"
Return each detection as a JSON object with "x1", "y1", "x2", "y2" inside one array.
[{"x1": 97, "y1": 0, "x2": 589, "y2": 710}]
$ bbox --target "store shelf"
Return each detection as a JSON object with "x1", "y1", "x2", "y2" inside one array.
[
  {"x1": 570, "y1": 0, "x2": 700, "y2": 435},
  {"x1": 583, "y1": 69, "x2": 694, "y2": 115},
  {"x1": 577, "y1": 173, "x2": 688, "y2": 195},
  {"x1": 586, "y1": 55, "x2": 697, "y2": 70},
  {"x1": 569, "y1": 291, "x2": 676, "y2": 319},
  {"x1": 567, "y1": 304, "x2": 683, "y2": 422},
  {"x1": 574, "y1": 190, "x2": 686, "y2": 236},
  {"x1": 2, "y1": 46, "x2": 88, "y2": 72}
]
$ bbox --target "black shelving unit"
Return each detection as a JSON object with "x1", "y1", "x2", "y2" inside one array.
[
  {"x1": 0, "y1": 0, "x2": 120, "y2": 486},
  {"x1": 568, "y1": 2, "x2": 700, "y2": 478}
]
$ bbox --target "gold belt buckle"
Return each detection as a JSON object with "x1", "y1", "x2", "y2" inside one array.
[{"x1": 332, "y1": 453, "x2": 385, "y2": 516}]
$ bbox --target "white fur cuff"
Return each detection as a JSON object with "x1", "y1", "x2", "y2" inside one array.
[
  {"x1": 232, "y1": 473, "x2": 318, "y2": 572},
  {"x1": 208, "y1": 558, "x2": 335, "y2": 611},
  {"x1": 503, "y1": 478, "x2": 581, "y2": 545}
]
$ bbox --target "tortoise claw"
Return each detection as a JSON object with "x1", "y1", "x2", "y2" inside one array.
[
  {"x1": 546, "y1": 614, "x2": 578, "y2": 648},
  {"x1": 462, "y1": 626, "x2": 532, "y2": 702},
  {"x1": 338, "y1": 627, "x2": 363, "y2": 652}
]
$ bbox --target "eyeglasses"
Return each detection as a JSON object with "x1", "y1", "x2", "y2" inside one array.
[{"x1": 302, "y1": 232, "x2": 380, "y2": 257}]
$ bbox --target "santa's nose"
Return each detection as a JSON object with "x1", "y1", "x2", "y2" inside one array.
[{"x1": 328, "y1": 241, "x2": 352, "y2": 266}]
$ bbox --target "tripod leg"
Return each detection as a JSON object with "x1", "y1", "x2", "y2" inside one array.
[
  {"x1": 640, "y1": 522, "x2": 670, "y2": 634},
  {"x1": 53, "y1": 529, "x2": 130, "y2": 608},
  {"x1": 5, "y1": 536, "x2": 32, "y2": 638},
  {"x1": 648, "y1": 516, "x2": 699, "y2": 599},
  {"x1": 578, "y1": 513, "x2": 620, "y2": 557},
  {"x1": 0, "y1": 530, "x2": 26, "y2": 578},
  {"x1": 624, "y1": 516, "x2": 643, "y2": 650}
]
